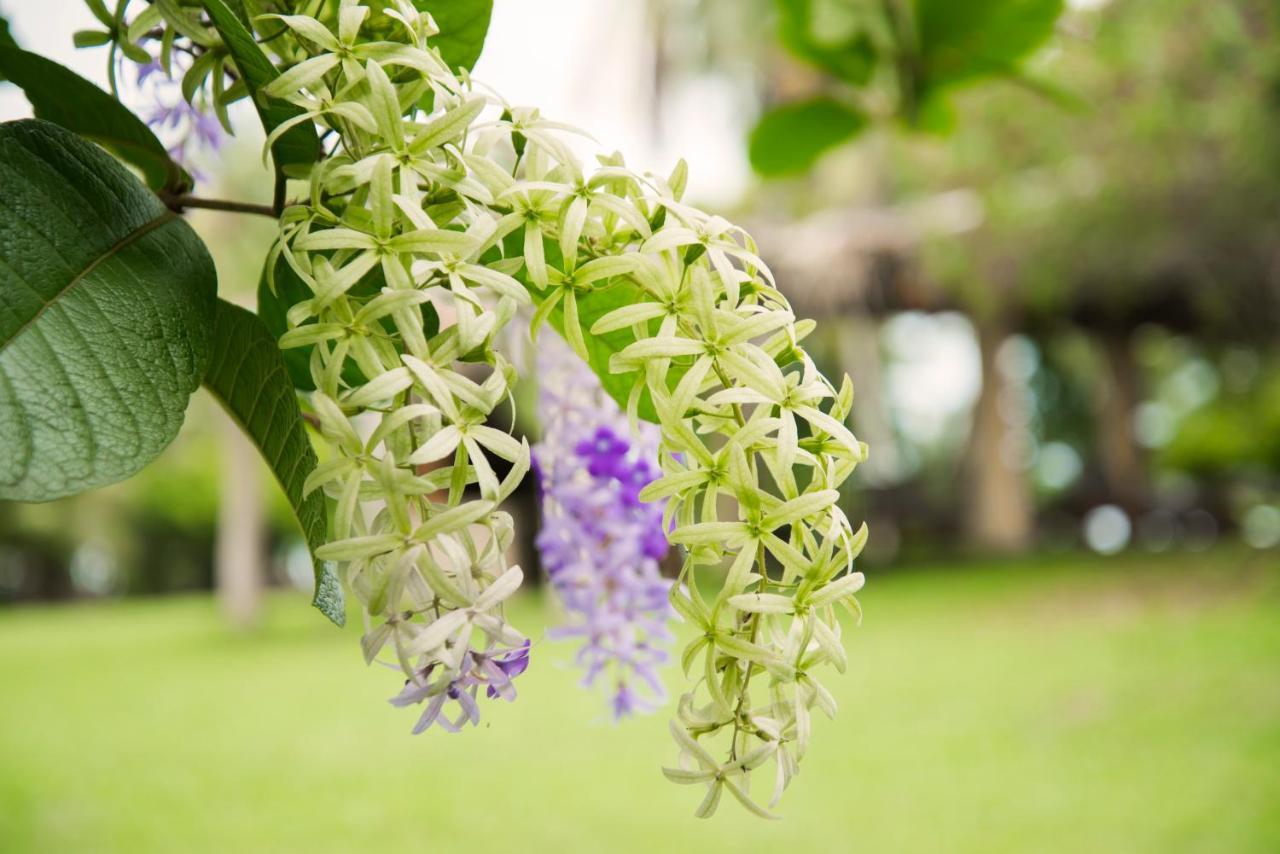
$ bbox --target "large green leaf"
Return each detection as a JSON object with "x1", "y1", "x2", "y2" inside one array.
[
  {"x1": 0, "y1": 47, "x2": 191, "y2": 193},
  {"x1": 749, "y1": 97, "x2": 867, "y2": 177},
  {"x1": 201, "y1": 0, "x2": 320, "y2": 174},
  {"x1": 913, "y1": 0, "x2": 1064, "y2": 93},
  {"x1": 0, "y1": 119, "x2": 216, "y2": 501},
  {"x1": 417, "y1": 0, "x2": 494, "y2": 72},
  {"x1": 203, "y1": 299, "x2": 345, "y2": 626}
]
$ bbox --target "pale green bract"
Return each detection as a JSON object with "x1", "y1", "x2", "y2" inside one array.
[{"x1": 149, "y1": 0, "x2": 868, "y2": 817}]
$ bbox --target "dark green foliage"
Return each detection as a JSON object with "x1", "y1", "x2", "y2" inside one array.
[
  {"x1": 0, "y1": 119, "x2": 216, "y2": 501},
  {"x1": 0, "y1": 14, "x2": 16, "y2": 74},
  {"x1": 257, "y1": 255, "x2": 322, "y2": 392},
  {"x1": 203, "y1": 300, "x2": 345, "y2": 626}
]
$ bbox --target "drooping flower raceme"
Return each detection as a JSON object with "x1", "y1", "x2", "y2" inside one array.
[
  {"x1": 132, "y1": 0, "x2": 868, "y2": 817},
  {"x1": 260, "y1": 6, "x2": 536, "y2": 734},
  {"x1": 533, "y1": 333, "x2": 673, "y2": 719}
]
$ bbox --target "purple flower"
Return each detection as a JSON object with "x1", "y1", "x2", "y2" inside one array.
[
  {"x1": 533, "y1": 335, "x2": 674, "y2": 720},
  {"x1": 136, "y1": 61, "x2": 163, "y2": 85},
  {"x1": 486, "y1": 640, "x2": 531, "y2": 699},
  {"x1": 131, "y1": 54, "x2": 225, "y2": 172},
  {"x1": 389, "y1": 641, "x2": 531, "y2": 733},
  {"x1": 576, "y1": 426, "x2": 631, "y2": 479}
]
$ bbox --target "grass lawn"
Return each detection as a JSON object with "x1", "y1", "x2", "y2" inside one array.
[{"x1": 1, "y1": 548, "x2": 1277, "y2": 852}]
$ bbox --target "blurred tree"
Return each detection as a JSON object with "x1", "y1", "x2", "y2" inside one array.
[
  {"x1": 730, "y1": 0, "x2": 1069, "y2": 552},
  {"x1": 190, "y1": 197, "x2": 277, "y2": 626},
  {"x1": 722, "y1": 0, "x2": 1280, "y2": 551},
  {"x1": 902, "y1": 0, "x2": 1280, "y2": 530},
  {"x1": 215, "y1": 414, "x2": 265, "y2": 629},
  {"x1": 1162, "y1": 357, "x2": 1280, "y2": 477},
  {"x1": 965, "y1": 311, "x2": 1037, "y2": 551}
]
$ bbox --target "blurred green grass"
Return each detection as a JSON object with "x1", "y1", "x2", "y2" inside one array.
[{"x1": 1, "y1": 549, "x2": 1278, "y2": 853}]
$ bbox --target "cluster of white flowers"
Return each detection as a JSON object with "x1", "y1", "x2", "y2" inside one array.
[{"x1": 141, "y1": 0, "x2": 868, "y2": 816}]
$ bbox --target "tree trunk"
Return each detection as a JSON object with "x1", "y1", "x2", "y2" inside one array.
[
  {"x1": 215, "y1": 414, "x2": 264, "y2": 628},
  {"x1": 1094, "y1": 330, "x2": 1147, "y2": 514},
  {"x1": 963, "y1": 317, "x2": 1034, "y2": 554},
  {"x1": 831, "y1": 313, "x2": 898, "y2": 486}
]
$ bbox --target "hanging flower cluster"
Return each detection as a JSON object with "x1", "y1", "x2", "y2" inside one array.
[
  {"x1": 261, "y1": 4, "x2": 537, "y2": 734},
  {"x1": 128, "y1": 0, "x2": 869, "y2": 817},
  {"x1": 533, "y1": 334, "x2": 673, "y2": 720}
]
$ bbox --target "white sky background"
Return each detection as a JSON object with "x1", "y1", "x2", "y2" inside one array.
[
  {"x1": 0, "y1": 0, "x2": 750, "y2": 203},
  {"x1": 0, "y1": 0, "x2": 980, "y2": 448}
]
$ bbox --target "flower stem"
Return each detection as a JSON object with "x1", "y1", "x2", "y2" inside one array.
[{"x1": 711, "y1": 361, "x2": 768, "y2": 761}]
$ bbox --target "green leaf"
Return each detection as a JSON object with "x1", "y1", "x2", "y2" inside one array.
[
  {"x1": 773, "y1": 0, "x2": 878, "y2": 84},
  {"x1": 72, "y1": 30, "x2": 114, "y2": 48},
  {"x1": 546, "y1": 278, "x2": 662, "y2": 422},
  {"x1": 84, "y1": 0, "x2": 113, "y2": 28},
  {"x1": 203, "y1": 299, "x2": 346, "y2": 627},
  {"x1": 748, "y1": 97, "x2": 867, "y2": 177},
  {"x1": 0, "y1": 119, "x2": 216, "y2": 501},
  {"x1": 417, "y1": 0, "x2": 494, "y2": 72},
  {"x1": 200, "y1": 0, "x2": 320, "y2": 174},
  {"x1": 913, "y1": 0, "x2": 1064, "y2": 93},
  {"x1": 0, "y1": 47, "x2": 191, "y2": 193},
  {"x1": 257, "y1": 254, "x2": 317, "y2": 391}
]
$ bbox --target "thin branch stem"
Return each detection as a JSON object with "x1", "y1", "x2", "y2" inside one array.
[{"x1": 160, "y1": 193, "x2": 279, "y2": 218}]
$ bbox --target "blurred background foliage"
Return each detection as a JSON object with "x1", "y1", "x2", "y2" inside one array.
[
  {"x1": 718, "y1": 0, "x2": 1280, "y2": 561},
  {"x1": 0, "y1": 0, "x2": 1278, "y2": 848}
]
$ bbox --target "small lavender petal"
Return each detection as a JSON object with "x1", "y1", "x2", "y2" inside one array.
[
  {"x1": 392, "y1": 644, "x2": 530, "y2": 733},
  {"x1": 412, "y1": 691, "x2": 448, "y2": 735},
  {"x1": 136, "y1": 61, "x2": 162, "y2": 84},
  {"x1": 453, "y1": 688, "x2": 481, "y2": 728}
]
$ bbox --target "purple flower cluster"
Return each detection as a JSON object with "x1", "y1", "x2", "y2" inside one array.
[
  {"x1": 134, "y1": 61, "x2": 224, "y2": 171},
  {"x1": 533, "y1": 336, "x2": 674, "y2": 719},
  {"x1": 389, "y1": 641, "x2": 531, "y2": 733},
  {"x1": 569, "y1": 426, "x2": 671, "y2": 562}
]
